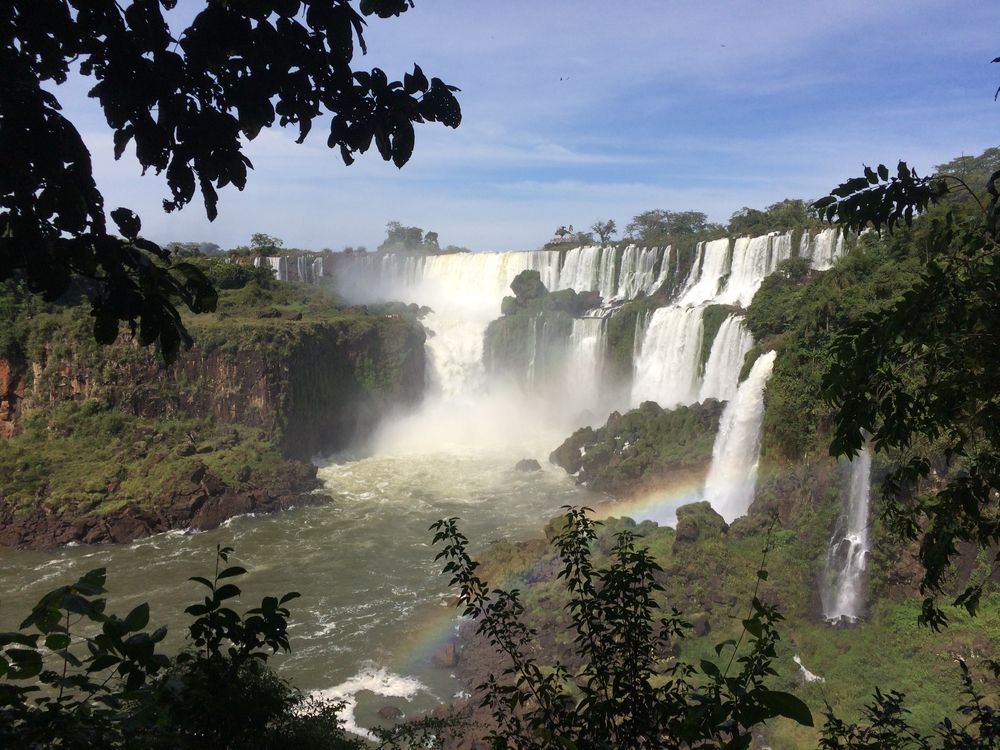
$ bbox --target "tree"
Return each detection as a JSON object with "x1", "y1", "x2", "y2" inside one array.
[
  {"x1": 1, "y1": 1, "x2": 461, "y2": 363},
  {"x1": 378, "y1": 221, "x2": 443, "y2": 252},
  {"x1": 728, "y1": 199, "x2": 815, "y2": 236},
  {"x1": 624, "y1": 209, "x2": 723, "y2": 244},
  {"x1": 250, "y1": 233, "x2": 284, "y2": 255},
  {"x1": 815, "y1": 149, "x2": 1000, "y2": 627},
  {"x1": 591, "y1": 218, "x2": 617, "y2": 246},
  {"x1": 432, "y1": 509, "x2": 815, "y2": 749}
]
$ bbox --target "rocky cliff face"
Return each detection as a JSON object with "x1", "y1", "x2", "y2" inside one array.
[
  {"x1": 0, "y1": 312, "x2": 426, "y2": 548},
  {"x1": 2, "y1": 314, "x2": 425, "y2": 460},
  {"x1": 0, "y1": 354, "x2": 25, "y2": 438}
]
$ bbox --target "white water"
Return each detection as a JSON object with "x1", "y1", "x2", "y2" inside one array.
[
  {"x1": 631, "y1": 306, "x2": 704, "y2": 407},
  {"x1": 701, "y1": 351, "x2": 777, "y2": 522},
  {"x1": 717, "y1": 232, "x2": 794, "y2": 307},
  {"x1": 799, "y1": 228, "x2": 844, "y2": 271},
  {"x1": 698, "y1": 315, "x2": 754, "y2": 402},
  {"x1": 567, "y1": 316, "x2": 607, "y2": 409},
  {"x1": 679, "y1": 238, "x2": 731, "y2": 305},
  {"x1": 821, "y1": 445, "x2": 872, "y2": 622},
  {"x1": 793, "y1": 655, "x2": 825, "y2": 683}
]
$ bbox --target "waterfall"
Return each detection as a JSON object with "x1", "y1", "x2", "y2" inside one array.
[
  {"x1": 566, "y1": 317, "x2": 607, "y2": 410},
  {"x1": 616, "y1": 246, "x2": 664, "y2": 299},
  {"x1": 698, "y1": 315, "x2": 754, "y2": 402},
  {"x1": 821, "y1": 446, "x2": 872, "y2": 622},
  {"x1": 329, "y1": 232, "x2": 842, "y2": 453},
  {"x1": 800, "y1": 228, "x2": 843, "y2": 271},
  {"x1": 631, "y1": 306, "x2": 705, "y2": 407},
  {"x1": 716, "y1": 231, "x2": 794, "y2": 307},
  {"x1": 679, "y1": 238, "x2": 731, "y2": 305},
  {"x1": 701, "y1": 350, "x2": 776, "y2": 522}
]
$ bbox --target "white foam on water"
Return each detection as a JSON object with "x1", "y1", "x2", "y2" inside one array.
[{"x1": 312, "y1": 664, "x2": 428, "y2": 738}]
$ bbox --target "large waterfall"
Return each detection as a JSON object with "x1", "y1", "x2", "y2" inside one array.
[
  {"x1": 701, "y1": 351, "x2": 777, "y2": 522},
  {"x1": 821, "y1": 446, "x2": 872, "y2": 622},
  {"x1": 330, "y1": 228, "x2": 843, "y2": 516}
]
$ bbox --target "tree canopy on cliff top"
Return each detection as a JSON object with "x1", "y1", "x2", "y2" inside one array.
[{"x1": 1, "y1": 0, "x2": 460, "y2": 362}]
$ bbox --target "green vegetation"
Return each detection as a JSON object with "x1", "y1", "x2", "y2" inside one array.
[
  {"x1": 3, "y1": 1, "x2": 459, "y2": 362},
  {"x1": 603, "y1": 294, "x2": 660, "y2": 384},
  {"x1": 0, "y1": 401, "x2": 288, "y2": 515},
  {"x1": 0, "y1": 273, "x2": 425, "y2": 532},
  {"x1": 728, "y1": 198, "x2": 821, "y2": 237},
  {"x1": 549, "y1": 400, "x2": 723, "y2": 494},
  {"x1": 814, "y1": 149, "x2": 1000, "y2": 624},
  {"x1": 744, "y1": 240, "x2": 923, "y2": 462},
  {"x1": 432, "y1": 509, "x2": 816, "y2": 749},
  {"x1": 464, "y1": 506, "x2": 1000, "y2": 748},
  {"x1": 698, "y1": 304, "x2": 735, "y2": 374}
]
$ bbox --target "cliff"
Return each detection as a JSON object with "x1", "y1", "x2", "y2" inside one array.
[
  {"x1": 0, "y1": 292, "x2": 427, "y2": 548},
  {"x1": 4, "y1": 308, "x2": 425, "y2": 459}
]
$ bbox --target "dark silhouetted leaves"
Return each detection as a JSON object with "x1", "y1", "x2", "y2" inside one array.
[{"x1": 3, "y1": 0, "x2": 459, "y2": 363}]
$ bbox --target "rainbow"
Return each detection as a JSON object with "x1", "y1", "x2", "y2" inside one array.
[{"x1": 390, "y1": 458, "x2": 807, "y2": 677}]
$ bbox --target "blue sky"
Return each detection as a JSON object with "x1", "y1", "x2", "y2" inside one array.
[{"x1": 61, "y1": 1, "x2": 1000, "y2": 251}]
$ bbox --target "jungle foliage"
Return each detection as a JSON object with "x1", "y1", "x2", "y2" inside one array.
[{"x1": 814, "y1": 148, "x2": 1000, "y2": 627}]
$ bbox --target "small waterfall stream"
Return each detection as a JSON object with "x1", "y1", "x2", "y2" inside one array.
[
  {"x1": 821, "y1": 445, "x2": 872, "y2": 622},
  {"x1": 701, "y1": 351, "x2": 777, "y2": 522}
]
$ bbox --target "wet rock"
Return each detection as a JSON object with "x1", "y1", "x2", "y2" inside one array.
[
  {"x1": 188, "y1": 462, "x2": 208, "y2": 484},
  {"x1": 377, "y1": 705, "x2": 403, "y2": 721},
  {"x1": 689, "y1": 612, "x2": 711, "y2": 637},
  {"x1": 431, "y1": 641, "x2": 459, "y2": 668},
  {"x1": 514, "y1": 458, "x2": 541, "y2": 472}
]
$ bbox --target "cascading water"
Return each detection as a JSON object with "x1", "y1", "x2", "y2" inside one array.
[
  {"x1": 701, "y1": 350, "x2": 776, "y2": 522},
  {"x1": 567, "y1": 316, "x2": 607, "y2": 410},
  {"x1": 630, "y1": 306, "x2": 705, "y2": 407},
  {"x1": 821, "y1": 445, "x2": 872, "y2": 622},
  {"x1": 679, "y1": 238, "x2": 731, "y2": 305},
  {"x1": 698, "y1": 315, "x2": 754, "y2": 402},
  {"x1": 800, "y1": 228, "x2": 844, "y2": 271},
  {"x1": 717, "y1": 232, "x2": 794, "y2": 307}
]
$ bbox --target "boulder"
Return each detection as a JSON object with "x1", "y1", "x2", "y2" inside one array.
[
  {"x1": 672, "y1": 501, "x2": 728, "y2": 551},
  {"x1": 689, "y1": 612, "x2": 711, "y2": 637},
  {"x1": 431, "y1": 641, "x2": 459, "y2": 668},
  {"x1": 377, "y1": 705, "x2": 403, "y2": 721},
  {"x1": 514, "y1": 458, "x2": 541, "y2": 472},
  {"x1": 500, "y1": 296, "x2": 519, "y2": 316},
  {"x1": 510, "y1": 269, "x2": 548, "y2": 301}
]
